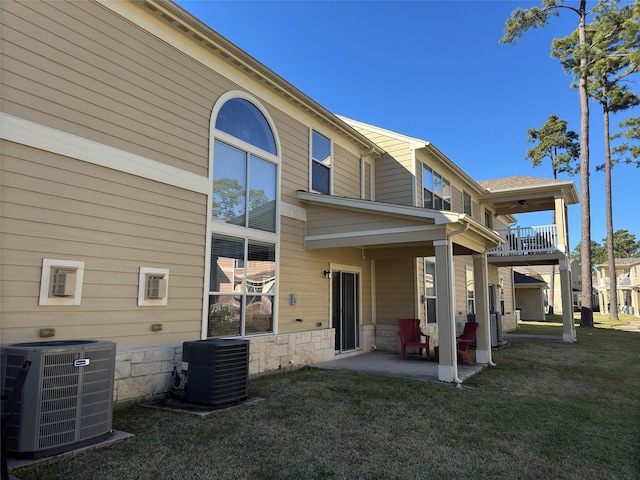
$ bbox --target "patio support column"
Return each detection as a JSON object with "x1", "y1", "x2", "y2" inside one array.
[
  {"x1": 434, "y1": 239, "x2": 457, "y2": 383},
  {"x1": 554, "y1": 196, "x2": 569, "y2": 253},
  {"x1": 473, "y1": 252, "x2": 492, "y2": 364},
  {"x1": 559, "y1": 258, "x2": 576, "y2": 342}
]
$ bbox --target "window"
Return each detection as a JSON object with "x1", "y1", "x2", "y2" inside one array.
[
  {"x1": 210, "y1": 94, "x2": 279, "y2": 337},
  {"x1": 484, "y1": 209, "x2": 493, "y2": 229},
  {"x1": 423, "y1": 166, "x2": 451, "y2": 211},
  {"x1": 311, "y1": 130, "x2": 332, "y2": 194},
  {"x1": 215, "y1": 98, "x2": 276, "y2": 154},
  {"x1": 466, "y1": 266, "x2": 475, "y2": 314},
  {"x1": 208, "y1": 235, "x2": 275, "y2": 336},
  {"x1": 424, "y1": 258, "x2": 437, "y2": 324},
  {"x1": 463, "y1": 191, "x2": 472, "y2": 216},
  {"x1": 212, "y1": 140, "x2": 276, "y2": 232}
]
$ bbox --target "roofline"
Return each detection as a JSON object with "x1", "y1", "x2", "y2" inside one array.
[
  {"x1": 338, "y1": 116, "x2": 487, "y2": 196},
  {"x1": 140, "y1": 1, "x2": 383, "y2": 155},
  {"x1": 481, "y1": 180, "x2": 580, "y2": 205},
  {"x1": 595, "y1": 258, "x2": 640, "y2": 268}
]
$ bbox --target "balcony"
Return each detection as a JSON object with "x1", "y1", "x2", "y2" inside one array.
[
  {"x1": 488, "y1": 225, "x2": 559, "y2": 257},
  {"x1": 599, "y1": 277, "x2": 632, "y2": 287}
]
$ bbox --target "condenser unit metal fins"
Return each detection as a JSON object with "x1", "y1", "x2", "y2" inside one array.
[
  {"x1": 0, "y1": 340, "x2": 116, "y2": 459},
  {"x1": 182, "y1": 339, "x2": 249, "y2": 406}
]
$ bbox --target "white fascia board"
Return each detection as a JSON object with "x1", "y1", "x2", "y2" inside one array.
[
  {"x1": 338, "y1": 115, "x2": 428, "y2": 150},
  {"x1": 1, "y1": 113, "x2": 209, "y2": 194}
]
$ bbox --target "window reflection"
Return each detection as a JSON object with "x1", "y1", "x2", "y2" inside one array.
[{"x1": 215, "y1": 98, "x2": 276, "y2": 154}]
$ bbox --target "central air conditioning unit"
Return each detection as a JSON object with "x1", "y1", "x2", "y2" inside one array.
[
  {"x1": 182, "y1": 339, "x2": 249, "y2": 406},
  {"x1": 0, "y1": 340, "x2": 116, "y2": 459}
]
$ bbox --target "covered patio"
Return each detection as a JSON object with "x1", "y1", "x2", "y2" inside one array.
[{"x1": 297, "y1": 191, "x2": 504, "y2": 384}]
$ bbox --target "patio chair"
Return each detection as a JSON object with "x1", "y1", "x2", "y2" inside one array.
[
  {"x1": 1, "y1": 361, "x2": 31, "y2": 480},
  {"x1": 456, "y1": 322, "x2": 479, "y2": 365},
  {"x1": 397, "y1": 318, "x2": 430, "y2": 360}
]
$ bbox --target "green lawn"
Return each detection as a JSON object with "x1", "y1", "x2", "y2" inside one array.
[{"x1": 16, "y1": 317, "x2": 640, "y2": 480}]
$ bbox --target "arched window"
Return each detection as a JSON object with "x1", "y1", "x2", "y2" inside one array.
[
  {"x1": 208, "y1": 94, "x2": 279, "y2": 338},
  {"x1": 215, "y1": 98, "x2": 276, "y2": 155}
]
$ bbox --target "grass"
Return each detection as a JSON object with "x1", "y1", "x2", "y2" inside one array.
[{"x1": 16, "y1": 316, "x2": 640, "y2": 480}]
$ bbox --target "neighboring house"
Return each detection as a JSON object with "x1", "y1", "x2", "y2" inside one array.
[
  {"x1": 595, "y1": 258, "x2": 640, "y2": 317},
  {"x1": 515, "y1": 259, "x2": 582, "y2": 314},
  {"x1": 0, "y1": 0, "x2": 579, "y2": 403},
  {"x1": 513, "y1": 271, "x2": 548, "y2": 321}
]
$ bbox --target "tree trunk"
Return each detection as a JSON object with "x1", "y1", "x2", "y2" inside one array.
[
  {"x1": 578, "y1": 0, "x2": 594, "y2": 327},
  {"x1": 603, "y1": 81, "x2": 619, "y2": 320}
]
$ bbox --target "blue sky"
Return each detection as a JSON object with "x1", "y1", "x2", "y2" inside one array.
[{"x1": 177, "y1": 0, "x2": 640, "y2": 250}]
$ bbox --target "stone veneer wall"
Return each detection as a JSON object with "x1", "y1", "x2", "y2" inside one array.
[
  {"x1": 115, "y1": 327, "x2": 382, "y2": 403},
  {"x1": 501, "y1": 312, "x2": 517, "y2": 332},
  {"x1": 114, "y1": 345, "x2": 180, "y2": 403}
]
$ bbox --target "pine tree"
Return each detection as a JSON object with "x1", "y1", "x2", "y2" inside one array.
[{"x1": 501, "y1": 0, "x2": 594, "y2": 326}]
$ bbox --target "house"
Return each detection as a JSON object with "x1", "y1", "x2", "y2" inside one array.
[
  {"x1": 513, "y1": 271, "x2": 548, "y2": 321},
  {"x1": 595, "y1": 258, "x2": 640, "y2": 316},
  {"x1": 0, "y1": 0, "x2": 578, "y2": 403},
  {"x1": 515, "y1": 259, "x2": 582, "y2": 314}
]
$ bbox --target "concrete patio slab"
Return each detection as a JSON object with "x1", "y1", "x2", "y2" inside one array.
[{"x1": 315, "y1": 351, "x2": 487, "y2": 383}]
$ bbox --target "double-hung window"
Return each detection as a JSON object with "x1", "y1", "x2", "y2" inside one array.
[
  {"x1": 424, "y1": 258, "x2": 437, "y2": 324},
  {"x1": 209, "y1": 96, "x2": 278, "y2": 337},
  {"x1": 484, "y1": 209, "x2": 493, "y2": 229},
  {"x1": 463, "y1": 191, "x2": 472, "y2": 216},
  {"x1": 466, "y1": 266, "x2": 475, "y2": 315},
  {"x1": 311, "y1": 130, "x2": 332, "y2": 195},
  {"x1": 423, "y1": 166, "x2": 451, "y2": 211}
]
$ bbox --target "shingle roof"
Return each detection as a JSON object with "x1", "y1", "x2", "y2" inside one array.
[
  {"x1": 596, "y1": 257, "x2": 640, "y2": 267},
  {"x1": 513, "y1": 271, "x2": 547, "y2": 285},
  {"x1": 477, "y1": 176, "x2": 567, "y2": 191}
]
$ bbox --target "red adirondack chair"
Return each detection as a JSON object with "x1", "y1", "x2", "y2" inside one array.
[
  {"x1": 456, "y1": 322, "x2": 479, "y2": 365},
  {"x1": 397, "y1": 318, "x2": 430, "y2": 360}
]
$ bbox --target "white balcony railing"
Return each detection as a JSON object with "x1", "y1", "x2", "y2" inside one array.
[
  {"x1": 599, "y1": 277, "x2": 632, "y2": 287},
  {"x1": 488, "y1": 225, "x2": 559, "y2": 256}
]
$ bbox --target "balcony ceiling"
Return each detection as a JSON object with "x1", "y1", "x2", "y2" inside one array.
[{"x1": 478, "y1": 176, "x2": 579, "y2": 216}]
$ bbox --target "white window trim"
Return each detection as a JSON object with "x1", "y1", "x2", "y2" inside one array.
[
  {"x1": 39, "y1": 259, "x2": 85, "y2": 306},
  {"x1": 206, "y1": 91, "x2": 282, "y2": 338},
  {"x1": 138, "y1": 268, "x2": 170, "y2": 306}
]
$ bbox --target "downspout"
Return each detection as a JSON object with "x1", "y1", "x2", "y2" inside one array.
[
  {"x1": 447, "y1": 220, "x2": 469, "y2": 385},
  {"x1": 360, "y1": 146, "x2": 376, "y2": 199}
]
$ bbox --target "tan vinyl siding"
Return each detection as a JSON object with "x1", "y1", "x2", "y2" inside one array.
[
  {"x1": 278, "y1": 217, "x2": 372, "y2": 333},
  {"x1": 453, "y1": 257, "x2": 471, "y2": 315},
  {"x1": 1, "y1": 0, "x2": 220, "y2": 176},
  {"x1": 304, "y1": 205, "x2": 434, "y2": 239},
  {"x1": 333, "y1": 144, "x2": 360, "y2": 198},
  {"x1": 375, "y1": 258, "x2": 416, "y2": 324},
  {"x1": 499, "y1": 267, "x2": 514, "y2": 314},
  {"x1": 341, "y1": 121, "x2": 419, "y2": 206},
  {"x1": 1, "y1": 142, "x2": 206, "y2": 348},
  {"x1": 273, "y1": 110, "x2": 309, "y2": 205},
  {"x1": 374, "y1": 147, "x2": 415, "y2": 206},
  {"x1": 451, "y1": 185, "x2": 463, "y2": 213}
]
